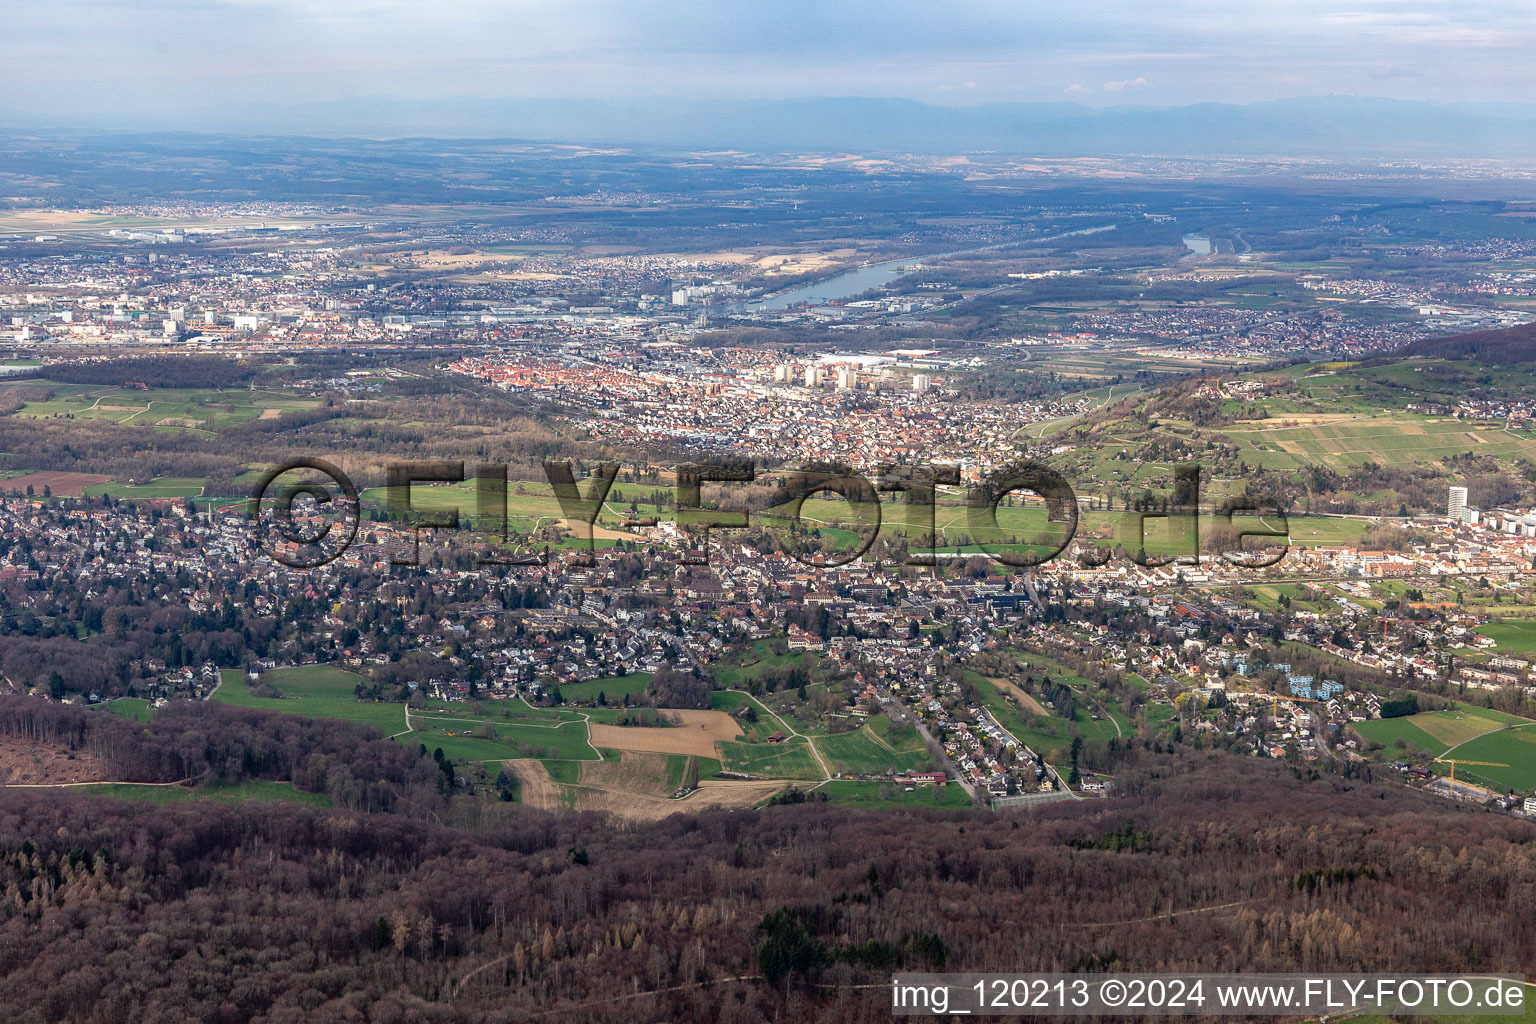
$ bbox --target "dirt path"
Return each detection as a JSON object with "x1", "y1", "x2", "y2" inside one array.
[
  {"x1": 117, "y1": 400, "x2": 156, "y2": 424},
  {"x1": 7, "y1": 778, "x2": 195, "y2": 789},
  {"x1": 388, "y1": 701, "x2": 414, "y2": 739},
  {"x1": 722, "y1": 688, "x2": 833, "y2": 787},
  {"x1": 1061, "y1": 898, "x2": 1266, "y2": 928}
]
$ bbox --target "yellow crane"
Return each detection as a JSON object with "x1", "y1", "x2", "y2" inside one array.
[
  {"x1": 1433, "y1": 757, "x2": 1509, "y2": 783},
  {"x1": 1269, "y1": 693, "x2": 1322, "y2": 718}
]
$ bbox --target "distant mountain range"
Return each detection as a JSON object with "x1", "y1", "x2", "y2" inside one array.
[{"x1": 32, "y1": 95, "x2": 1536, "y2": 158}]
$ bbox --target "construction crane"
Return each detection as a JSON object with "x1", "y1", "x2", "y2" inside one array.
[
  {"x1": 1268, "y1": 693, "x2": 1323, "y2": 718},
  {"x1": 1433, "y1": 757, "x2": 1510, "y2": 783}
]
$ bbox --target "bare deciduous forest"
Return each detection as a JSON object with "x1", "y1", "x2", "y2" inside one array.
[{"x1": 0, "y1": 701, "x2": 1531, "y2": 1023}]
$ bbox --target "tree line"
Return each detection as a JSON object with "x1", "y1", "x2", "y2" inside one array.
[{"x1": 0, "y1": 748, "x2": 1528, "y2": 1021}]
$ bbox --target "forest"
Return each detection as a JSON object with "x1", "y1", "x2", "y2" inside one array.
[
  {"x1": 1400, "y1": 321, "x2": 1536, "y2": 364},
  {"x1": 0, "y1": 698, "x2": 445, "y2": 812},
  {"x1": 0, "y1": 743, "x2": 1530, "y2": 1022}
]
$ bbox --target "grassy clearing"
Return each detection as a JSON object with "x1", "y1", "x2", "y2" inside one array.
[
  {"x1": 84, "y1": 477, "x2": 205, "y2": 499},
  {"x1": 95, "y1": 697, "x2": 156, "y2": 722},
  {"x1": 1353, "y1": 717, "x2": 1450, "y2": 757},
  {"x1": 1356, "y1": 706, "x2": 1532, "y2": 758},
  {"x1": 817, "y1": 779, "x2": 975, "y2": 808},
  {"x1": 784, "y1": 495, "x2": 1364, "y2": 554},
  {"x1": 966, "y1": 673, "x2": 1075, "y2": 769},
  {"x1": 1477, "y1": 620, "x2": 1536, "y2": 654},
  {"x1": 817, "y1": 723, "x2": 930, "y2": 776},
  {"x1": 541, "y1": 759, "x2": 583, "y2": 784},
  {"x1": 713, "y1": 647, "x2": 818, "y2": 689},
  {"x1": 556, "y1": 672, "x2": 653, "y2": 703},
  {"x1": 215, "y1": 666, "x2": 407, "y2": 734},
  {"x1": 407, "y1": 716, "x2": 598, "y2": 763},
  {"x1": 15, "y1": 383, "x2": 319, "y2": 433},
  {"x1": 718, "y1": 737, "x2": 823, "y2": 780},
  {"x1": 1439, "y1": 726, "x2": 1536, "y2": 790},
  {"x1": 78, "y1": 780, "x2": 332, "y2": 806}
]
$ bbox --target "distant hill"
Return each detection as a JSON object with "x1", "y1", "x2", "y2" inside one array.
[
  {"x1": 1399, "y1": 322, "x2": 1536, "y2": 364},
  {"x1": 21, "y1": 95, "x2": 1536, "y2": 159}
]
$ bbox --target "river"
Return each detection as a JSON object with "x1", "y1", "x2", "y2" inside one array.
[{"x1": 727, "y1": 223, "x2": 1118, "y2": 313}]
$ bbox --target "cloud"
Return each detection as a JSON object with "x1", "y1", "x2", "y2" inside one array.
[{"x1": 8, "y1": 0, "x2": 1536, "y2": 121}]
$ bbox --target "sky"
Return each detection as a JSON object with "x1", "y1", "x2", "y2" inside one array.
[{"x1": 5, "y1": 0, "x2": 1536, "y2": 123}]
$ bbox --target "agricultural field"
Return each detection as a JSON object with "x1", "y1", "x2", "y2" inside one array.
[
  {"x1": 83, "y1": 477, "x2": 205, "y2": 499},
  {"x1": 503, "y1": 757, "x2": 784, "y2": 820},
  {"x1": 1413, "y1": 705, "x2": 1528, "y2": 745},
  {"x1": 1352, "y1": 716, "x2": 1451, "y2": 757},
  {"x1": 1221, "y1": 414, "x2": 1534, "y2": 472},
  {"x1": 355, "y1": 478, "x2": 658, "y2": 540},
  {"x1": 588, "y1": 709, "x2": 741, "y2": 758},
  {"x1": 576, "y1": 750, "x2": 689, "y2": 797},
  {"x1": 0, "y1": 470, "x2": 112, "y2": 497},
  {"x1": 1355, "y1": 705, "x2": 1532, "y2": 758},
  {"x1": 215, "y1": 669, "x2": 601, "y2": 765},
  {"x1": 205, "y1": 664, "x2": 982, "y2": 798},
  {"x1": 1315, "y1": 980, "x2": 1536, "y2": 1024},
  {"x1": 11, "y1": 383, "x2": 321, "y2": 433},
  {"x1": 540, "y1": 759, "x2": 584, "y2": 784}
]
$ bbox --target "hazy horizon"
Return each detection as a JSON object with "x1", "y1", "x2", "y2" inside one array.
[{"x1": 6, "y1": 1, "x2": 1536, "y2": 130}]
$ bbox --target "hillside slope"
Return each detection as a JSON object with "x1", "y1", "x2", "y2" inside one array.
[{"x1": 0, "y1": 754, "x2": 1530, "y2": 1022}]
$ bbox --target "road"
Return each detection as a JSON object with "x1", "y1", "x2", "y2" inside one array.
[
  {"x1": 979, "y1": 704, "x2": 1081, "y2": 800},
  {"x1": 875, "y1": 688, "x2": 981, "y2": 802}
]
